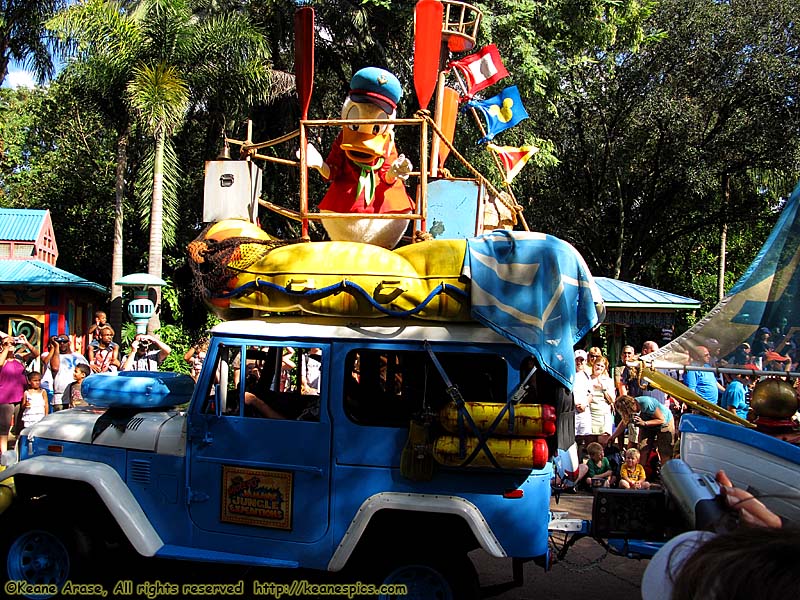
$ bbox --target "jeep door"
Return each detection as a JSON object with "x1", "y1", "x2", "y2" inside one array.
[{"x1": 187, "y1": 340, "x2": 331, "y2": 546}]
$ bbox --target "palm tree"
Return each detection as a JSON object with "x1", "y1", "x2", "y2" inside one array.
[
  {"x1": 0, "y1": 1, "x2": 65, "y2": 86},
  {"x1": 127, "y1": 62, "x2": 189, "y2": 327},
  {"x1": 48, "y1": 0, "x2": 285, "y2": 331}
]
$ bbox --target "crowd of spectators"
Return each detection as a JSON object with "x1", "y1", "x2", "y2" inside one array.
[
  {"x1": 568, "y1": 323, "x2": 800, "y2": 492},
  {"x1": 0, "y1": 311, "x2": 180, "y2": 456}
]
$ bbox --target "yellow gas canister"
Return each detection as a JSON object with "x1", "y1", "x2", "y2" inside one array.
[
  {"x1": 439, "y1": 402, "x2": 556, "y2": 437},
  {"x1": 0, "y1": 482, "x2": 14, "y2": 515},
  {"x1": 432, "y1": 435, "x2": 549, "y2": 470}
]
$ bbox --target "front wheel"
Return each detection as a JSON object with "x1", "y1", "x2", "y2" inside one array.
[
  {"x1": 377, "y1": 554, "x2": 479, "y2": 600},
  {"x1": 5, "y1": 528, "x2": 70, "y2": 598}
]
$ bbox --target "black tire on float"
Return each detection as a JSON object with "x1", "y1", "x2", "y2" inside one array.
[
  {"x1": 1, "y1": 507, "x2": 73, "y2": 599},
  {"x1": 374, "y1": 552, "x2": 479, "y2": 600}
]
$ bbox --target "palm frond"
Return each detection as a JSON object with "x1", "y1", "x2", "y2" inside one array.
[
  {"x1": 134, "y1": 138, "x2": 183, "y2": 247},
  {"x1": 47, "y1": 0, "x2": 143, "y2": 69},
  {"x1": 126, "y1": 62, "x2": 189, "y2": 136}
]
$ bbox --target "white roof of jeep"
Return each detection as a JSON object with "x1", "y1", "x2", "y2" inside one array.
[{"x1": 211, "y1": 316, "x2": 512, "y2": 346}]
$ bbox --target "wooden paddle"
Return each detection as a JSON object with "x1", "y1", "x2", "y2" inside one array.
[
  {"x1": 294, "y1": 6, "x2": 314, "y2": 238},
  {"x1": 436, "y1": 86, "x2": 459, "y2": 167},
  {"x1": 294, "y1": 7, "x2": 315, "y2": 120},
  {"x1": 413, "y1": 0, "x2": 443, "y2": 111}
]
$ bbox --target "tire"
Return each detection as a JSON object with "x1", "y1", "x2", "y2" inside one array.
[
  {"x1": 376, "y1": 553, "x2": 479, "y2": 600},
  {"x1": 5, "y1": 527, "x2": 71, "y2": 598}
]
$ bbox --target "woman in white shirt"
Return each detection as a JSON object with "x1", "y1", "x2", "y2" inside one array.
[
  {"x1": 588, "y1": 356, "x2": 615, "y2": 437},
  {"x1": 573, "y1": 350, "x2": 593, "y2": 438}
]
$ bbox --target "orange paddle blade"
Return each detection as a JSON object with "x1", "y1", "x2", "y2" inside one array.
[
  {"x1": 294, "y1": 7, "x2": 315, "y2": 120},
  {"x1": 436, "y1": 86, "x2": 459, "y2": 166},
  {"x1": 413, "y1": 0, "x2": 443, "y2": 111}
]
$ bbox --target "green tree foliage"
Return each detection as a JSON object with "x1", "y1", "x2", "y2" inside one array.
[
  {"x1": 0, "y1": 85, "x2": 118, "y2": 277},
  {"x1": 3, "y1": 0, "x2": 800, "y2": 337},
  {"x1": 517, "y1": 0, "x2": 800, "y2": 297},
  {"x1": 0, "y1": 0, "x2": 65, "y2": 85}
]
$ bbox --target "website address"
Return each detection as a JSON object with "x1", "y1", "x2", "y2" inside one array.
[{"x1": 253, "y1": 580, "x2": 408, "y2": 598}]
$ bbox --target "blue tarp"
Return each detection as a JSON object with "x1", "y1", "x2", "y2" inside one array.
[{"x1": 465, "y1": 230, "x2": 605, "y2": 390}]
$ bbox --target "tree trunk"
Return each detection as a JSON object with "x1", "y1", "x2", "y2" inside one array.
[
  {"x1": 110, "y1": 127, "x2": 128, "y2": 343},
  {"x1": 147, "y1": 130, "x2": 165, "y2": 332},
  {"x1": 718, "y1": 173, "x2": 730, "y2": 301},
  {"x1": 613, "y1": 175, "x2": 624, "y2": 279}
]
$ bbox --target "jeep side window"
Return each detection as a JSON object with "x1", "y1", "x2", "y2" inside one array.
[
  {"x1": 242, "y1": 345, "x2": 321, "y2": 421},
  {"x1": 344, "y1": 349, "x2": 507, "y2": 427}
]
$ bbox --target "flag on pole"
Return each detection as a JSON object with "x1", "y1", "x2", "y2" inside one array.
[
  {"x1": 487, "y1": 143, "x2": 539, "y2": 183},
  {"x1": 448, "y1": 44, "x2": 509, "y2": 97},
  {"x1": 466, "y1": 86, "x2": 529, "y2": 143}
]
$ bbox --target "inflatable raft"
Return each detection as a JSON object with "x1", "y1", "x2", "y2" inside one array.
[
  {"x1": 190, "y1": 219, "x2": 471, "y2": 320},
  {"x1": 83, "y1": 371, "x2": 195, "y2": 409}
]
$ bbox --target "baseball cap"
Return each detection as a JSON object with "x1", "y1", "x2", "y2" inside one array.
[{"x1": 574, "y1": 349, "x2": 588, "y2": 360}]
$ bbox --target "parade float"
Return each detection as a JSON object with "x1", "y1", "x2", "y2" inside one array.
[
  {"x1": 0, "y1": 5, "x2": 610, "y2": 599},
  {"x1": 189, "y1": 0, "x2": 605, "y2": 476}
]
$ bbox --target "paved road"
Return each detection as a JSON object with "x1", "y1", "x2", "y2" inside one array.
[{"x1": 473, "y1": 493, "x2": 649, "y2": 600}]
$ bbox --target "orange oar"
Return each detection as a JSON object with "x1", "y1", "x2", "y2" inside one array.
[
  {"x1": 436, "y1": 86, "x2": 459, "y2": 167},
  {"x1": 295, "y1": 7, "x2": 315, "y2": 120},
  {"x1": 413, "y1": 0, "x2": 443, "y2": 111},
  {"x1": 294, "y1": 6, "x2": 314, "y2": 238}
]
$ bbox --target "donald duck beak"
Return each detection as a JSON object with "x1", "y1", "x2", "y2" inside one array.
[{"x1": 340, "y1": 130, "x2": 392, "y2": 163}]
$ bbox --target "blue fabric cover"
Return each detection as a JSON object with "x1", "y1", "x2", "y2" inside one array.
[{"x1": 465, "y1": 230, "x2": 604, "y2": 390}]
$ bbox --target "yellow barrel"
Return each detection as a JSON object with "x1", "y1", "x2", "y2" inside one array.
[
  {"x1": 439, "y1": 402, "x2": 556, "y2": 437},
  {"x1": 433, "y1": 435, "x2": 549, "y2": 470}
]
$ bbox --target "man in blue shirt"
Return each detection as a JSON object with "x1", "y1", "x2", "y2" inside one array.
[
  {"x1": 683, "y1": 345, "x2": 724, "y2": 405},
  {"x1": 720, "y1": 373, "x2": 751, "y2": 420}
]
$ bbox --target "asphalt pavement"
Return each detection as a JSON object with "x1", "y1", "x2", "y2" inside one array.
[{"x1": 472, "y1": 492, "x2": 649, "y2": 599}]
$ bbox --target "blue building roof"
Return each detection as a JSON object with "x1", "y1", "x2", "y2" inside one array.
[
  {"x1": 595, "y1": 277, "x2": 700, "y2": 310},
  {"x1": 0, "y1": 260, "x2": 107, "y2": 293},
  {"x1": 0, "y1": 208, "x2": 48, "y2": 241}
]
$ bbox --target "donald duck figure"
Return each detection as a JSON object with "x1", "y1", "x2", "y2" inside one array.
[{"x1": 306, "y1": 67, "x2": 414, "y2": 249}]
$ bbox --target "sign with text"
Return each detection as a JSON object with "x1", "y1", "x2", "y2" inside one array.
[{"x1": 221, "y1": 466, "x2": 293, "y2": 530}]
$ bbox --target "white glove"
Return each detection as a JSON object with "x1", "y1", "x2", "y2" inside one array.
[
  {"x1": 298, "y1": 143, "x2": 330, "y2": 178},
  {"x1": 296, "y1": 143, "x2": 324, "y2": 168},
  {"x1": 387, "y1": 154, "x2": 412, "y2": 182}
]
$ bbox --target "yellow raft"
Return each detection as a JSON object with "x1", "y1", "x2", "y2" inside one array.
[
  {"x1": 193, "y1": 219, "x2": 471, "y2": 320},
  {"x1": 438, "y1": 402, "x2": 556, "y2": 437},
  {"x1": 432, "y1": 435, "x2": 550, "y2": 470}
]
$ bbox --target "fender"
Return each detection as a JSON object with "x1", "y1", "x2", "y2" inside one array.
[
  {"x1": 0, "y1": 456, "x2": 163, "y2": 557},
  {"x1": 328, "y1": 492, "x2": 506, "y2": 571}
]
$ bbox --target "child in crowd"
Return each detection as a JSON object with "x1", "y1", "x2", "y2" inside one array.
[
  {"x1": 620, "y1": 447, "x2": 650, "y2": 489},
  {"x1": 87, "y1": 311, "x2": 108, "y2": 347},
  {"x1": 21, "y1": 371, "x2": 49, "y2": 429},
  {"x1": 63, "y1": 364, "x2": 91, "y2": 408},
  {"x1": 184, "y1": 337, "x2": 209, "y2": 382},
  {"x1": 88, "y1": 325, "x2": 120, "y2": 373},
  {"x1": 585, "y1": 442, "x2": 615, "y2": 488}
]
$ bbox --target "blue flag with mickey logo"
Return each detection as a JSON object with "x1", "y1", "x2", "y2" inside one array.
[{"x1": 466, "y1": 86, "x2": 529, "y2": 143}]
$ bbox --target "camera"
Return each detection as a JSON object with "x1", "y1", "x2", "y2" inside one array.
[
  {"x1": 660, "y1": 459, "x2": 734, "y2": 531},
  {"x1": 53, "y1": 335, "x2": 69, "y2": 343},
  {"x1": 13, "y1": 336, "x2": 24, "y2": 344}
]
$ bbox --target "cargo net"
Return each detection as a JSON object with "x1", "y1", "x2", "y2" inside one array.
[{"x1": 187, "y1": 224, "x2": 305, "y2": 300}]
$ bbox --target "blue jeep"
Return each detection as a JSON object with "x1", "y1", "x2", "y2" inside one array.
[{"x1": 0, "y1": 317, "x2": 572, "y2": 599}]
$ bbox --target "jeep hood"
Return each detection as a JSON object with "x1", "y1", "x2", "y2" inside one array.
[{"x1": 22, "y1": 406, "x2": 186, "y2": 456}]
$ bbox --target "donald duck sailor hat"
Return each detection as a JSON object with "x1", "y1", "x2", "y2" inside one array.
[{"x1": 349, "y1": 67, "x2": 402, "y2": 114}]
